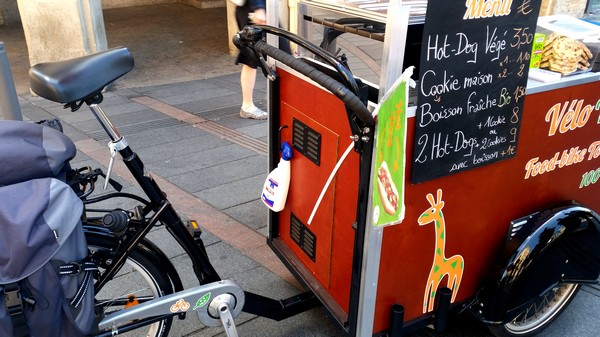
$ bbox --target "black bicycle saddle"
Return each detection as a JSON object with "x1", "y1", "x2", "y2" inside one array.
[{"x1": 29, "y1": 46, "x2": 134, "y2": 104}]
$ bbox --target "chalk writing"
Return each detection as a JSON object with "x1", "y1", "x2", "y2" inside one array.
[
  {"x1": 485, "y1": 26, "x2": 506, "y2": 61},
  {"x1": 517, "y1": 0, "x2": 533, "y2": 15},
  {"x1": 420, "y1": 70, "x2": 462, "y2": 97},
  {"x1": 419, "y1": 103, "x2": 464, "y2": 127},
  {"x1": 412, "y1": 0, "x2": 542, "y2": 183},
  {"x1": 464, "y1": 0, "x2": 514, "y2": 20},
  {"x1": 467, "y1": 92, "x2": 497, "y2": 114}
]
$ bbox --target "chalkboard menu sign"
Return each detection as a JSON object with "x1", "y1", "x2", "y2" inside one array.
[{"x1": 411, "y1": 0, "x2": 542, "y2": 183}]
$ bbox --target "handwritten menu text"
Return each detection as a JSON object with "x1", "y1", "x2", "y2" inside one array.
[{"x1": 411, "y1": 0, "x2": 542, "y2": 183}]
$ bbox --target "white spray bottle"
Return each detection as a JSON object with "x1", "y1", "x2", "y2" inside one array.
[{"x1": 261, "y1": 142, "x2": 292, "y2": 212}]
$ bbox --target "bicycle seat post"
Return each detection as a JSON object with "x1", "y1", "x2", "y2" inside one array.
[{"x1": 88, "y1": 102, "x2": 124, "y2": 143}]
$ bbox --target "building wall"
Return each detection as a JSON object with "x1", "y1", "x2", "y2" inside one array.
[
  {"x1": 16, "y1": 0, "x2": 107, "y2": 65},
  {"x1": 0, "y1": 0, "x2": 20, "y2": 25},
  {"x1": 0, "y1": 0, "x2": 225, "y2": 26},
  {"x1": 100, "y1": 0, "x2": 223, "y2": 9},
  {"x1": 101, "y1": 0, "x2": 176, "y2": 9},
  {"x1": 2, "y1": 0, "x2": 593, "y2": 34},
  {"x1": 541, "y1": 0, "x2": 588, "y2": 16},
  {"x1": 540, "y1": 0, "x2": 552, "y2": 16}
]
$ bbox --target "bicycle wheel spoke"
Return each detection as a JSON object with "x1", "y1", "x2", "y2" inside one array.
[
  {"x1": 88, "y1": 237, "x2": 174, "y2": 337},
  {"x1": 499, "y1": 283, "x2": 579, "y2": 336}
]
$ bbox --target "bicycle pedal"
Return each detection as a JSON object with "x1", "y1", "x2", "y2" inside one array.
[{"x1": 185, "y1": 220, "x2": 203, "y2": 241}]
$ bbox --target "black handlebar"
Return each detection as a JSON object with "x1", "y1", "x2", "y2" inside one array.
[
  {"x1": 253, "y1": 40, "x2": 374, "y2": 127},
  {"x1": 253, "y1": 25, "x2": 360, "y2": 96},
  {"x1": 232, "y1": 26, "x2": 374, "y2": 127}
]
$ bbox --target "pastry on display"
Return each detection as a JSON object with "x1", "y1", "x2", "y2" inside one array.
[{"x1": 539, "y1": 33, "x2": 593, "y2": 75}]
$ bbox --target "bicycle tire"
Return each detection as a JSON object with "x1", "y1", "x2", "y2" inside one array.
[
  {"x1": 87, "y1": 235, "x2": 174, "y2": 337},
  {"x1": 489, "y1": 283, "x2": 580, "y2": 337}
]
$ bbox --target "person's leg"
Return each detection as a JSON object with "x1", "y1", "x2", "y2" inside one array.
[
  {"x1": 239, "y1": 64, "x2": 267, "y2": 119},
  {"x1": 235, "y1": 5, "x2": 265, "y2": 119},
  {"x1": 240, "y1": 64, "x2": 256, "y2": 110}
]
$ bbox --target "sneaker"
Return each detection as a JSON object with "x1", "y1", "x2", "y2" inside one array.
[{"x1": 240, "y1": 106, "x2": 267, "y2": 120}]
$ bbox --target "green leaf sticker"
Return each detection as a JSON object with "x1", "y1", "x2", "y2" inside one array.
[{"x1": 193, "y1": 292, "x2": 211, "y2": 310}]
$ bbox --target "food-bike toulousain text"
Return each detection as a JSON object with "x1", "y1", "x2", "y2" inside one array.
[{"x1": 412, "y1": 0, "x2": 541, "y2": 183}]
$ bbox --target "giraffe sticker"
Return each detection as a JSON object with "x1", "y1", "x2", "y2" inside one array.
[{"x1": 418, "y1": 189, "x2": 464, "y2": 313}]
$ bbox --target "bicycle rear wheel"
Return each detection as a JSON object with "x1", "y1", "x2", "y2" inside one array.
[
  {"x1": 88, "y1": 235, "x2": 174, "y2": 337},
  {"x1": 489, "y1": 283, "x2": 580, "y2": 337}
]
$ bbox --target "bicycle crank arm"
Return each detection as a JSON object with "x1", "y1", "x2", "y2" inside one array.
[
  {"x1": 98, "y1": 280, "x2": 244, "y2": 334},
  {"x1": 212, "y1": 293, "x2": 240, "y2": 337}
]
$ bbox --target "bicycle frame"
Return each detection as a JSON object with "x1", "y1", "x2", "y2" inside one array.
[
  {"x1": 27, "y1": 44, "x2": 327, "y2": 336},
  {"x1": 86, "y1": 102, "x2": 221, "y2": 291},
  {"x1": 84, "y1": 94, "x2": 320, "y2": 334}
]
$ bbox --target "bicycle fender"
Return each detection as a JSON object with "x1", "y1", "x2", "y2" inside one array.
[
  {"x1": 136, "y1": 238, "x2": 185, "y2": 293},
  {"x1": 475, "y1": 201, "x2": 600, "y2": 323}
]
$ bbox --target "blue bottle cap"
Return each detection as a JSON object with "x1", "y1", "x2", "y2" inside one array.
[{"x1": 281, "y1": 142, "x2": 292, "y2": 160}]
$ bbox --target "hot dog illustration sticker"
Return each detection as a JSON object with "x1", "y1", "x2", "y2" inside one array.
[
  {"x1": 372, "y1": 67, "x2": 412, "y2": 227},
  {"x1": 376, "y1": 161, "x2": 400, "y2": 216}
]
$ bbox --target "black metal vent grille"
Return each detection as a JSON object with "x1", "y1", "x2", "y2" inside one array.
[
  {"x1": 292, "y1": 118, "x2": 321, "y2": 166},
  {"x1": 290, "y1": 213, "x2": 316, "y2": 261}
]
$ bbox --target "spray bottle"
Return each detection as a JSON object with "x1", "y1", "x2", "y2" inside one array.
[{"x1": 261, "y1": 142, "x2": 292, "y2": 212}]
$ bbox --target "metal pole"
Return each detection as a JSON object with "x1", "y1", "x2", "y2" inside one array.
[{"x1": 0, "y1": 41, "x2": 23, "y2": 121}]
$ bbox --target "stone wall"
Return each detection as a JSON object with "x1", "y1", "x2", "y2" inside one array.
[
  {"x1": 551, "y1": 0, "x2": 588, "y2": 16},
  {"x1": 100, "y1": 0, "x2": 224, "y2": 9},
  {"x1": 540, "y1": 0, "x2": 588, "y2": 17},
  {"x1": 0, "y1": 0, "x2": 225, "y2": 26},
  {"x1": 101, "y1": 0, "x2": 176, "y2": 9},
  {"x1": 16, "y1": 0, "x2": 107, "y2": 64},
  {"x1": 4, "y1": 0, "x2": 590, "y2": 29}
]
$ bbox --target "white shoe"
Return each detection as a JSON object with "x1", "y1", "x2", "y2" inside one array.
[{"x1": 240, "y1": 106, "x2": 267, "y2": 120}]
